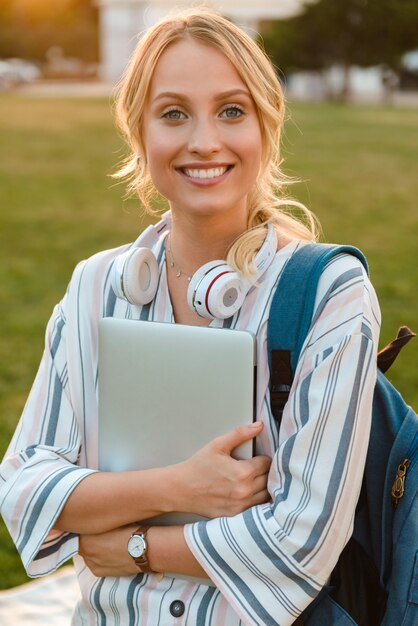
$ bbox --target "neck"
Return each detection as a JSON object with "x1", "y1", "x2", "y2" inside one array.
[{"x1": 167, "y1": 212, "x2": 247, "y2": 275}]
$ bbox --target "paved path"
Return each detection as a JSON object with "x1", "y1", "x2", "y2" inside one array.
[{"x1": 14, "y1": 80, "x2": 115, "y2": 98}]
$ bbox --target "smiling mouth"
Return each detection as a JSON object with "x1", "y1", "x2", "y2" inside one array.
[{"x1": 181, "y1": 165, "x2": 232, "y2": 180}]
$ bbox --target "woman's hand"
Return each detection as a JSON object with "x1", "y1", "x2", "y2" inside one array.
[
  {"x1": 57, "y1": 423, "x2": 270, "y2": 537},
  {"x1": 175, "y1": 421, "x2": 271, "y2": 518},
  {"x1": 79, "y1": 524, "x2": 140, "y2": 578}
]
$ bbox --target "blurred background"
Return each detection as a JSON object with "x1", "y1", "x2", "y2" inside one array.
[
  {"x1": 1, "y1": 0, "x2": 418, "y2": 100},
  {"x1": 1, "y1": 0, "x2": 418, "y2": 590}
]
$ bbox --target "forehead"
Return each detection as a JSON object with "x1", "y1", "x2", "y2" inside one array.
[{"x1": 148, "y1": 38, "x2": 248, "y2": 98}]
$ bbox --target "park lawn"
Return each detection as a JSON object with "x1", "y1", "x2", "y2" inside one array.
[{"x1": 0, "y1": 94, "x2": 417, "y2": 589}]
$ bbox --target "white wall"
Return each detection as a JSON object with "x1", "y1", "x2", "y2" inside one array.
[
  {"x1": 96, "y1": 0, "x2": 308, "y2": 83},
  {"x1": 97, "y1": 0, "x2": 149, "y2": 82}
]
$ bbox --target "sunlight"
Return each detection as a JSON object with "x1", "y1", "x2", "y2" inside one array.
[{"x1": 10, "y1": 0, "x2": 73, "y2": 22}]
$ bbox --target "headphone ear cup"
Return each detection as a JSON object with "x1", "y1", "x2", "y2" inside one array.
[
  {"x1": 187, "y1": 261, "x2": 247, "y2": 320},
  {"x1": 112, "y1": 247, "x2": 159, "y2": 306}
]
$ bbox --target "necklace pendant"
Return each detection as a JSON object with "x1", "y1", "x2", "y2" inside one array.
[{"x1": 167, "y1": 234, "x2": 192, "y2": 281}]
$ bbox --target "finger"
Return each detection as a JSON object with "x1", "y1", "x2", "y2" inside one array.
[
  {"x1": 246, "y1": 455, "x2": 272, "y2": 476},
  {"x1": 250, "y1": 474, "x2": 270, "y2": 496},
  {"x1": 235, "y1": 474, "x2": 269, "y2": 504},
  {"x1": 250, "y1": 488, "x2": 271, "y2": 507},
  {"x1": 78, "y1": 537, "x2": 87, "y2": 556},
  {"x1": 83, "y1": 556, "x2": 96, "y2": 572},
  {"x1": 215, "y1": 421, "x2": 264, "y2": 454}
]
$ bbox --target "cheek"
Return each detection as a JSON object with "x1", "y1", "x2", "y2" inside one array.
[
  {"x1": 144, "y1": 135, "x2": 175, "y2": 192},
  {"x1": 145, "y1": 133, "x2": 170, "y2": 168},
  {"x1": 239, "y1": 129, "x2": 263, "y2": 177}
]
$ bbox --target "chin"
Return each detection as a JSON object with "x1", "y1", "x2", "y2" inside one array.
[{"x1": 171, "y1": 196, "x2": 248, "y2": 220}]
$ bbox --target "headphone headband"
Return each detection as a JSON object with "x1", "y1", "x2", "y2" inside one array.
[{"x1": 131, "y1": 211, "x2": 171, "y2": 249}]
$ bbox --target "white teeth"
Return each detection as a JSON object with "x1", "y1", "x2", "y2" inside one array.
[{"x1": 183, "y1": 167, "x2": 228, "y2": 179}]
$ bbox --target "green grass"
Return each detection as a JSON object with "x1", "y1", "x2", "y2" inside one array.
[
  {"x1": 0, "y1": 95, "x2": 417, "y2": 589},
  {"x1": 283, "y1": 102, "x2": 418, "y2": 394}
]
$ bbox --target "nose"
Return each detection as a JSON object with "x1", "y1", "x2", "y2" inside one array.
[{"x1": 187, "y1": 117, "x2": 221, "y2": 156}]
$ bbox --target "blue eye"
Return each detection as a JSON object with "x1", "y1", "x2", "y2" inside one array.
[
  {"x1": 220, "y1": 106, "x2": 244, "y2": 119},
  {"x1": 163, "y1": 109, "x2": 185, "y2": 121}
]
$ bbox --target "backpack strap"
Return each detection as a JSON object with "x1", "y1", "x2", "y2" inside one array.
[
  {"x1": 377, "y1": 326, "x2": 416, "y2": 373},
  {"x1": 268, "y1": 243, "x2": 368, "y2": 428}
]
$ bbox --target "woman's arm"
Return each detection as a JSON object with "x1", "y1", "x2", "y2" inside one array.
[
  {"x1": 78, "y1": 524, "x2": 207, "y2": 579},
  {"x1": 0, "y1": 253, "x2": 271, "y2": 577},
  {"x1": 78, "y1": 257, "x2": 381, "y2": 593},
  {"x1": 55, "y1": 421, "x2": 271, "y2": 534}
]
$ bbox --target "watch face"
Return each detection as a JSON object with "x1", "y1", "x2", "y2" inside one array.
[{"x1": 128, "y1": 534, "x2": 146, "y2": 559}]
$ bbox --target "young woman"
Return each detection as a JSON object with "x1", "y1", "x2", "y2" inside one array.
[{"x1": 0, "y1": 9, "x2": 380, "y2": 626}]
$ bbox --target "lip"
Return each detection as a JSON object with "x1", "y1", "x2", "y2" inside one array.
[{"x1": 175, "y1": 162, "x2": 234, "y2": 186}]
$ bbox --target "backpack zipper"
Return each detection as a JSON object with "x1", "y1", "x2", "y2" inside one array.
[
  {"x1": 391, "y1": 459, "x2": 411, "y2": 507},
  {"x1": 391, "y1": 432, "x2": 418, "y2": 508}
]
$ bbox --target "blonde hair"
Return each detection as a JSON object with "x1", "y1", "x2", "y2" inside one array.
[{"x1": 114, "y1": 7, "x2": 319, "y2": 277}]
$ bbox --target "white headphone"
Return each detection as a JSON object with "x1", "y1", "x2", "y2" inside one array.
[{"x1": 112, "y1": 212, "x2": 277, "y2": 320}]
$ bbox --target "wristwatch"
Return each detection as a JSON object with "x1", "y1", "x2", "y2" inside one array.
[{"x1": 127, "y1": 525, "x2": 154, "y2": 573}]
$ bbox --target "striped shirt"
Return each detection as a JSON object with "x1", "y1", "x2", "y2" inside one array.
[{"x1": 0, "y1": 228, "x2": 380, "y2": 625}]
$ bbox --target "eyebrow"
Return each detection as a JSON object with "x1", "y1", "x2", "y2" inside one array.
[{"x1": 153, "y1": 88, "x2": 251, "y2": 102}]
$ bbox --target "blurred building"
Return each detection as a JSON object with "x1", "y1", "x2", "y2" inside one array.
[
  {"x1": 96, "y1": 0, "x2": 312, "y2": 82},
  {"x1": 287, "y1": 65, "x2": 399, "y2": 104}
]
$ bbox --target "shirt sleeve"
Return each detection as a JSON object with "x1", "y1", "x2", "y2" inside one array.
[
  {"x1": 185, "y1": 254, "x2": 381, "y2": 626},
  {"x1": 0, "y1": 292, "x2": 97, "y2": 578}
]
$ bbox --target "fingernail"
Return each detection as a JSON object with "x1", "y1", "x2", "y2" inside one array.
[{"x1": 250, "y1": 421, "x2": 262, "y2": 428}]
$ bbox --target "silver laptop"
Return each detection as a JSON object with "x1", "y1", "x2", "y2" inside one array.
[{"x1": 98, "y1": 318, "x2": 256, "y2": 526}]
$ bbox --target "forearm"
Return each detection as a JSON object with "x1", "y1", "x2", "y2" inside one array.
[
  {"x1": 55, "y1": 466, "x2": 181, "y2": 534},
  {"x1": 148, "y1": 525, "x2": 209, "y2": 579},
  {"x1": 78, "y1": 522, "x2": 209, "y2": 579}
]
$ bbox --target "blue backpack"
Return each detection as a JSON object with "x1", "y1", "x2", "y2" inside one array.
[{"x1": 267, "y1": 244, "x2": 418, "y2": 626}]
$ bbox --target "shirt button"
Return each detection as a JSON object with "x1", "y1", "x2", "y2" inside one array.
[{"x1": 169, "y1": 600, "x2": 185, "y2": 617}]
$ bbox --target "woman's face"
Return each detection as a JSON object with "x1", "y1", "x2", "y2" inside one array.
[{"x1": 142, "y1": 38, "x2": 263, "y2": 225}]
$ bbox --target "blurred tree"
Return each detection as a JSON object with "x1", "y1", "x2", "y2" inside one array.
[
  {"x1": 0, "y1": 0, "x2": 98, "y2": 63},
  {"x1": 261, "y1": 0, "x2": 418, "y2": 97}
]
